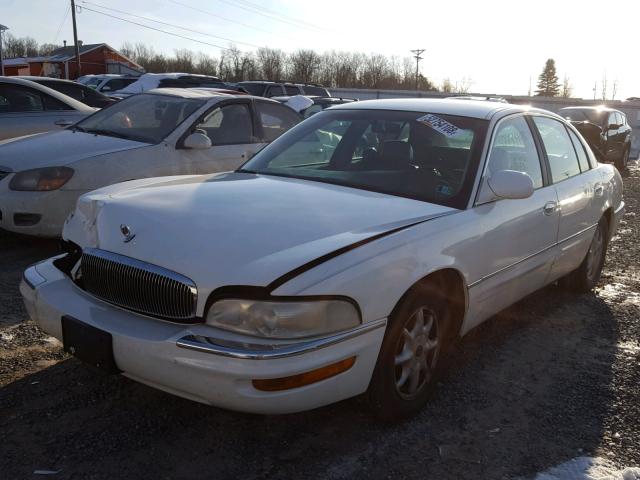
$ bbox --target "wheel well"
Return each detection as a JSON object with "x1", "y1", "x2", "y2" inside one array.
[{"x1": 396, "y1": 269, "x2": 467, "y2": 340}]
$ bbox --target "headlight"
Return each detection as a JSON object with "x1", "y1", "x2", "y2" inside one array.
[
  {"x1": 9, "y1": 167, "x2": 74, "y2": 191},
  {"x1": 206, "y1": 298, "x2": 360, "y2": 339}
]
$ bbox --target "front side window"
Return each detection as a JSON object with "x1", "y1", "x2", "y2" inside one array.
[
  {"x1": 607, "y1": 112, "x2": 618, "y2": 129},
  {"x1": 284, "y1": 85, "x2": 300, "y2": 96},
  {"x1": 487, "y1": 116, "x2": 543, "y2": 189},
  {"x1": 533, "y1": 116, "x2": 581, "y2": 183},
  {"x1": 265, "y1": 85, "x2": 283, "y2": 97},
  {"x1": 194, "y1": 103, "x2": 253, "y2": 144},
  {"x1": 256, "y1": 102, "x2": 300, "y2": 141},
  {"x1": 76, "y1": 93, "x2": 203, "y2": 144},
  {"x1": 0, "y1": 85, "x2": 44, "y2": 112},
  {"x1": 240, "y1": 109, "x2": 488, "y2": 208}
]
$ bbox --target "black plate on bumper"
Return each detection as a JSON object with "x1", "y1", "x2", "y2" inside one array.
[{"x1": 62, "y1": 316, "x2": 121, "y2": 374}]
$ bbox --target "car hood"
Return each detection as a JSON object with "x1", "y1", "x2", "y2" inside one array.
[
  {"x1": 64, "y1": 172, "x2": 455, "y2": 299},
  {"x1": 0, "y1": 130, "x2": 150, "y2": 172}
]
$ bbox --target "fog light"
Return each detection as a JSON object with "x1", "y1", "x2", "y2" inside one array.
[{"x1": 252, "y1": 357, "x2": 356, "y2": 392}]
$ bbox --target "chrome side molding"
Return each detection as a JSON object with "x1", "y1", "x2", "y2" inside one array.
[{"x1": 176, "y1": 318, "x2": 387, "y2": 360}]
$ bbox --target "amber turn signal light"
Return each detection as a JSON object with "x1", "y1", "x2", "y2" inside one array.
[{"x1": 252, "y1": 356, "x2": 356, "y2": 392}]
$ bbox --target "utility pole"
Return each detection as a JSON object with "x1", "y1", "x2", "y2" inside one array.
[
  {"x1": 410, "y1": 49, "x2": 425, "y2": 90},
  {"x1": 593, "y1": 81, "x2": 597, "y2": 100},
  {"x1": 70, "y1": 0, "x2": 81, "y2": 78},
  {"x1": 0, "y1": 24, "x2": 8, "y2": 77},
  {"x1": 612, "y1": 80, "x2": 618, "y2": 101}
]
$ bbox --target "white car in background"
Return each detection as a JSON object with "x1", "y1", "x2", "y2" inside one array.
[
  {"x1": 22, "y1": 99, "x2": 624, "y2": 418},
  {"x1": 77, "y1": 74, "x2": 139, "y2": 94},
  {"x1": 0, "y1": 88, "x2": 301, "y2": 236},
  {"x1": 0, "y1": 77, "x2": 95, "y2": 141}
]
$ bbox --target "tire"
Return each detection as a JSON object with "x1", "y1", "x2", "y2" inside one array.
[
  {"x1": 560, "y1": 216, "x2": 609, "y2": 293},
  {"x1": 615, "y1": 147, "x2": 629, "y2": 171},
  {"x1": 367, "y1": 281, "x2": 455, "y2": 421}
]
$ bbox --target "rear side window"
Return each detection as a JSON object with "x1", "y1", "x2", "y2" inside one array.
[
  {"x1": 265, "y1": 85, "x2": 283, "y2": 97},
  {"x1": 533, "y1": 116, "x2": 581, "y2": 182},
  {"x1": 488, "y1": 116, "x2": 543, "y2": 188},
  {"x1": 0, "y1": 85, "x2": 44, "y2": 112},
  {"x1": 43, "y1": 82, "x2": 85, "y2": 101},
  {"x1": 302, "y1": 86, "x2": 329, "y2": 96},
  {"x1": 255, "y1": 101, "x2": 300, "y2": 141},
  {"x1": 567, "y1": 129, "x2": 590, "y2": 172},
  {"x1": 284, "y1": 85, "x2": 300, "y2": 96}
]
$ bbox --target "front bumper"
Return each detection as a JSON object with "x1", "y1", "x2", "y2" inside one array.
[
  {"x1": 21, "y1": 259, "x2": 386, "y2": 414},
  {"x1": 0, "y1": 181, "x2": 85, "y2": 237}
]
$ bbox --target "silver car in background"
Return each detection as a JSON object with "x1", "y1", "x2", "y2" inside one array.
[{"x1": 0, "y1": 77, "x2": 95, "y2": 141}]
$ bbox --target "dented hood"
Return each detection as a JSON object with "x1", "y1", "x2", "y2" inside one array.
[{"x1": 64, "y1": 173, "x2": 454, "y2": 296}]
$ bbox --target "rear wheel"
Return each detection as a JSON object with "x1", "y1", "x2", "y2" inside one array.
[
  {"x1": 560, "y1": 217, "x2": 609, "y2": 292},
  {"x1": 367, "y1": 282, "x2": 454, "y2": 420},
  {"x1": 615, "y1": 147, "x2": 629, "y2": 171}
]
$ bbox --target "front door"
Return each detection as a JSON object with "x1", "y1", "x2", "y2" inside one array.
[
  {"x1": 466, "y1": 114, "x2": 559, "y2": 325},
  {"x1": 181, "y1": 102, "x2": 265, "y2": 174}
]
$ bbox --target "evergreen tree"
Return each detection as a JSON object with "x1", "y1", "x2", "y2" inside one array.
[{"x1": 535, "y1": 59, "x2": 560, "y2": 97}]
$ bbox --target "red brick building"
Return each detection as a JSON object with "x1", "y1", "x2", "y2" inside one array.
[{"x1": 3, "y1": 43, "x2": 143, "y2": 79}]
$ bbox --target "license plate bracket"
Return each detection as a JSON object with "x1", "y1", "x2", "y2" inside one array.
[{"x1": 62, "y1": 316, "x2": 120, "y2": 374}]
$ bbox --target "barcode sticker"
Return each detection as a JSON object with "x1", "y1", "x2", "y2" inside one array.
[{"x1": 416, "y1": 114, "x2": 461, "y2": 137}]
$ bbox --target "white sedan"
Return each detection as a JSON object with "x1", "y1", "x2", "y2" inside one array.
[
  {"x1": 0, "y1": 88, "x2": 301, "y2": 236},
  {"x1": 22, "y1": 99, "x2": 624, "y2": 419},
  {"x1": 0, "y1": 77, "x2": 95, "y2": 141}
]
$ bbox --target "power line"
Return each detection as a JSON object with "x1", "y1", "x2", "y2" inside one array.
[
  {"x1": 52, "y1": 4, "x2": 71, "y2": 45},
  {"x1": 167, "y1": 0, "x2": 295, "y2": 42},
  {"x1": 230, "y1": 0, "x2": 331, "y2": 32},
  {"x1": 79, "y1": 0, "x2": 262, "y2": 49},
  {"x1": 216, "y1": 0, "x2": 329, "y2": 32},
  {"x1": 77, "y1": 5, "x2": 233, "y2": 51}
]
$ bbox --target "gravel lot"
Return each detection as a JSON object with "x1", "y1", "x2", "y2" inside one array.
[{"x1": 1, "y1": 165, "x2": 638, "y2": 479}]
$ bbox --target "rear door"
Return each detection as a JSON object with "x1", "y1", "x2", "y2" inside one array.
[
  {"x1": 0, "y1": 83, "x2": 83, "y2": 140},
  {"x1": 179, "y1": 99, "x2": 265, "y2": 174},
  {"x1": 531, "y1": 115, "x2": 602, "y2": 280}
]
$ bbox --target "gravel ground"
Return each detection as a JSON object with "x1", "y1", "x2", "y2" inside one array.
[{"x1": 1, "y1": 165, "x2": 638, "y2": 480}]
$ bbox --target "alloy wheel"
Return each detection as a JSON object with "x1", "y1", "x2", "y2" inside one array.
[{"x1": 394, "y1": 306, "x2": 441, "y2": 399}]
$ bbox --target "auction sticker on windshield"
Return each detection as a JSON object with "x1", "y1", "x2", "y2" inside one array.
[{"x1": 417, "y1": 114, "x2": 461, "y2": 137}]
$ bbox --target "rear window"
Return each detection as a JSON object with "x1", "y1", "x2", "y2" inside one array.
[{"x1": 560, "y1": 108, "x2": 606, "y2": 124}]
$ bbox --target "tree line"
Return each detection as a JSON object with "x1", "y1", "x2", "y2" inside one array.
[{"x1": 0, "y1": 32, "x2": 476, "y2": 92}]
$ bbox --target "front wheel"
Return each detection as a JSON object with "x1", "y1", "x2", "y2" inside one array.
[
  {"x1": 367, "y1": 282, "x2": 454, "y2": 420},
  {"x1": 560, "y1": 217, "x2": 609, "y2": 292}
]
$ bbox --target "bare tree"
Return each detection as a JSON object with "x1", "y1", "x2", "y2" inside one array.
[
  {"x1": 561, "y1": 76, "x2": 572, "y2": 98},
  {"x1": 289, "y1": 49, "x2": 321, "y2": 83},
  {"x1": 441, "y1": 78, "x2": 454, "y2": 93},
  {"x1": 257, "y1": 47, "x2": 285, "y2": 80},
  {"x1": 173, "y1": 49, "x2": 195, "y2": 72},
  {"x1": 196, "y1": 53, "x2": 218, "y2": 76}
]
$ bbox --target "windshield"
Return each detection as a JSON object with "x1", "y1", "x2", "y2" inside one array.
[
  {"x1": 84, "y1": 77, "x2": 102, "y2": 88},
  {"x1": 240, "y1": 109, "x2": 488, "y2": 208},
  {"x1": 75, "y1": 93, "x2": 204, "y2": 144},
  {"x1": 560, "y1": 108, "x2": 606, "y2": 124}
]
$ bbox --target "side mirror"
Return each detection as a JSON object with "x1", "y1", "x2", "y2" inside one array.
[
  {"x1": 183, "y1": 132, "x2": 212, "y2": 150},
  {"x1": 486, "y1": 170, "x2": 534, "y2": 200}
]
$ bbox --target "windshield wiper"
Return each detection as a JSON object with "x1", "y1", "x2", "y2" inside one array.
[
  {"x1": 70, "y1": 125, "x2": 86, "y2": 133},
  {"x1": 84, "y1": 128, "x2": 133, "y2": 140}
]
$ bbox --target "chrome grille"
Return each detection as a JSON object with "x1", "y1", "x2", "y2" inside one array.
[{"x1": 80, "y1": 248, "x2": 197, "y2": 321}]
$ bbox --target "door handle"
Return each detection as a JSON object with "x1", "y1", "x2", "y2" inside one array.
[
  {"x1": 594, "y1": 185, "x2": 604, "y2": 196},
  {"x1": 54, "y1": 119, "x2": 73, "y2": 127},
  {"x1": 543, "y1": 202, "x2": 557, "y2": 216}
]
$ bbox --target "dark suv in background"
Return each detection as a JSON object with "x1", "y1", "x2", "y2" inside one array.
[
  {"x1": 17, "y1": 76, "x2": 115, "y2": 108},
  {"x1": 559, "y1": 106, "x2": 632, "y2": 170},
  {"x1": 237, "y1": 81, "x2": 330, "y2": 98}
]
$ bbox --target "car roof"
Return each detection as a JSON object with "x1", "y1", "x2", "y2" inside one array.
[
  {"x1": 16, "y1": 76, "x2": 78, "y2": 85},
  {"x1": 559, "y1": 106, "x2": 618, "y2": 113},
  {"x1": 328, "y1": 98, "x2": 537, "y2": 120},
  {"x1": 146, "y1": 88, "x2": 278, "y2": 102},
  {"x1": 0, "y1": 76, "x2": 95, "y2": 112}
]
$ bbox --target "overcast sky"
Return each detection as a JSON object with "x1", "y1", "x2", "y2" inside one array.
[{"x1": 1, "y1": 0, "x2": 638, "y2": 99}]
